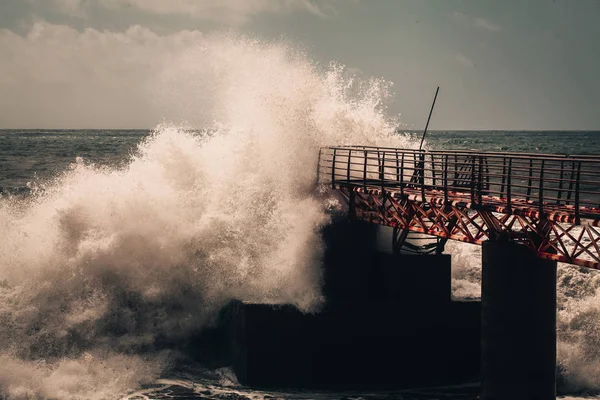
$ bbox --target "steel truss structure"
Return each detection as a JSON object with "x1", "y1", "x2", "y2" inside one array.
[{"x1": 318, "y1": 146, "x2": 600, "y2": 269}]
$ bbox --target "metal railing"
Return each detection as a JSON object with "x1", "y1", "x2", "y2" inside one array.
[{"x1": 318, "y1": 146, "x2": 600, "y2": 224}]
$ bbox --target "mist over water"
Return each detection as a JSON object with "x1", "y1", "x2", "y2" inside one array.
[
  {"x1": 0, "y1": 33, "x2": 599, "y2": 399},
  {"x1": 0, "y1": 34, "x2": 416, "y2": 399}
]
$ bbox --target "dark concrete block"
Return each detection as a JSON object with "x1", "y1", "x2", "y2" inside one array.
[
  {"x1": 481, "y1": 241, "x2": 556, "y2": 400},
  {"x1": 227, "y1": 298, "x2": 480, "y2": 390},
  {"x1": 228, "y1": 302, "x2": 320, "y2": 387},
  {"x1": 199, "y1": 220, "x2": 481, "y2": 390},
  {"x1": 321, "y1": 219, "x2": 452, "y2": 314}
]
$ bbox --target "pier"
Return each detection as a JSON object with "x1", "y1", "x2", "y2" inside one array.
[
  {"x1": 315, "y1": 146, "x2": 600, "y2": 399},
  {"x1": 202, "y1": 146, "x2": 600, "y2": 399}
]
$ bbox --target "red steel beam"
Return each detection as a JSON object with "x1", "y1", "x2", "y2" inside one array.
[{"x1": 337, "y1": 185, "x2": 600, "y2": 270}]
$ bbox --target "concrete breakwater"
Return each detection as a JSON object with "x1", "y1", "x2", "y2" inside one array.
[{"x1": 190, "y1": 220, "x2": 481, "y2": 389}]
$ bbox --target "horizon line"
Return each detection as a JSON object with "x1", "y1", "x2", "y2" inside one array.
[{"x1": 1, "y1": 128, "x2": 600, "y2": 132}]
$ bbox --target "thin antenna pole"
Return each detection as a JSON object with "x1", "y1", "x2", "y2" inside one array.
[{"x1": 419, "y1": 86, "x2": 440, "y2": 151}]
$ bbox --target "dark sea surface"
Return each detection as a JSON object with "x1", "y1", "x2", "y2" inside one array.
[
  {"x1": 1, "y1": 129, "x2": 599, "y2": 400},
  {"x1": 2, "y1": 129, "x2": 599, "y2": 195},
  {"x1": 0, "y1": 129, "x2": 146, "y2": 194}
]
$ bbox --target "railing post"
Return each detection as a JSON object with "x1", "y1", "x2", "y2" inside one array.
[
  {"x1": 500, "y1": 158, "x2": 507, "y2": 198},
  {"x1": 363, "y1": 150, "x2": 368, "y2": 191},
  {"x1": 395, "y1": 151, "x2": 400, "y2": 185},
  {"x1": 315, "y1": 148, "x2": 322, "y2": 187},
  {"x1": 575, "y1": 161, "x2": 581, "y2": 224},
  {"x1": 485, "y1": 157, "x2": 490, "y2": 188},
  {"x1": 380, "y1": 151, "x2": 386, "y2": 194},
  {"x1": 539, "y1": 159, "x2": 545, "y2": 216},
  {"x1": 400, "y1": 153, "x2": 405, "y2": 196},
  {"x1": 331, "y1": 148, "x2": 337, "y2": 189},
  {"x1": 444, "y1": 154, "x2": 449, "y2": 204},
  {"x1": 557, "y1": 160, "x2": 565, "y2": 204},
  {"x1": 346, "y1": 149, "x2": 352, "y2": 183},
  {"x1": 526, "y1": 159, "x2": 533, "y2": 201},
  {"x1": 420, "y1": 151, "x2": 426, "y2": 202},
  {"x1": 470, "y1": 156, "x2": 476, "y2": 205},
  {"x1": 431, "y1": 153, "x2": 437, "y2": 187},
  {"x1": 567, "y1": 161, "x2": 576, "y2": 205},
  {"x1": 507, "y1": 158, "x2": 512, "y2": 213},
  {"x1": 478, "y1": 156, "x2": 483, "y2": 206},
  {"x1": 454, "y1": 154, "x2": 459, "y2": 183}
]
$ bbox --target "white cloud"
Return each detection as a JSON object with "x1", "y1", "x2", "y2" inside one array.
[
  {"x1": 455, "y1": 53, "x2": 475, "y2": 68},
  {"x1": 450, "y1": 11, "x2": 468, "y2": 24},
  {"x1": 450, "y1": 11, "x2": 502, "y2": 33},
  {"x1": 32, "y1": 0, "x2": 347, "y2": 23},
  {"x1": 0, "y1": 22, "x2": 204, "y2": 128},
  {"x1": 50, "y1": 0, "x2": 87, "y2": 17},
  {"x1": 474, "y1": 17, "x2": 502, "y2": 32}
]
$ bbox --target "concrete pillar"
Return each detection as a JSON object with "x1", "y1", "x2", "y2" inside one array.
[{"x1": 481, "y1": 241, "x2": 557, "y2": 400}]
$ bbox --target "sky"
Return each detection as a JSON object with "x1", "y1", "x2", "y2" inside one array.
[{"x1": 0, "y1": 0, "x2": 599, "y2": 130}]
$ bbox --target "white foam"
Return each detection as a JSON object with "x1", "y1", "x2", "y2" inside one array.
[{"x1": 0, "y1": 33, "x2": 414, "y2": 399}]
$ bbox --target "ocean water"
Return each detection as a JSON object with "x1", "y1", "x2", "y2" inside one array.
[
  {"x1": 1, "y1": 34, "x2": 600, "y2": 399},
  {"x1": 2, "y1": 129, "x2": 600, "y2": 400},
  {"x1": 3, "y1": 130, "x2": 600, "y2": 195},
  {"x1": 423, "y1": 130, "x2": 600, "y2": 155}
]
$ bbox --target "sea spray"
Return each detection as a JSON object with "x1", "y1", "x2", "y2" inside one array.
[
  {"x1": 0, "y1": 33, "x2": 415, "y2": 399},
  {"x1": 556, "y1": 265, "x2": 600, "y2": 392},
  {"x1": 446, "y1": 241, "x2": 482, "y2": 300}
]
